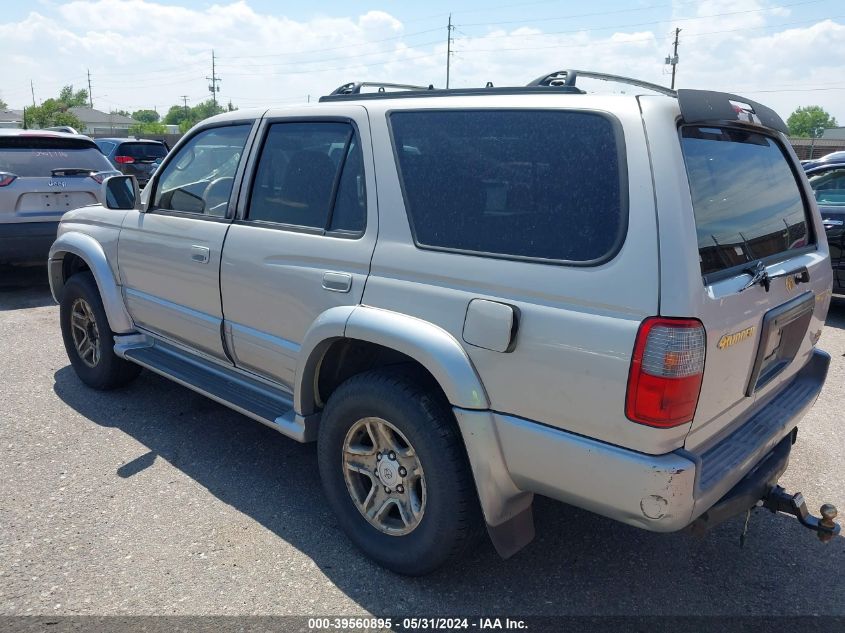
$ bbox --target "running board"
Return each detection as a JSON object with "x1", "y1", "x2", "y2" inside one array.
[{"x1": 114, "y1": 335, "x2": 317, "y2": 442}]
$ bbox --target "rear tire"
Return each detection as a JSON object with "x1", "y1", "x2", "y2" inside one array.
[
  {"x1": 59, "y1": 272, "x2": 141, "y2": 390},
  {"x1": 317, "y1": 367, "x2": 481, "y2": 575}
]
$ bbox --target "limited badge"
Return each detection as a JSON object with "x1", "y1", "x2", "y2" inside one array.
[{"x1": 717, "y1": 326, "x2": 756, "y2": 350}]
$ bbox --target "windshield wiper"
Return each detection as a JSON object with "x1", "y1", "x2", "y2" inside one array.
[{"x1": 51, "y1": 168, "x2": 94, "y2": 177}]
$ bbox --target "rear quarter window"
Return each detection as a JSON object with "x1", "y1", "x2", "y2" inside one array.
[
  {"x1": 389, "y1": 109, "x2": 627, "y2": 263},
  {"x1": 680, "y1": 126, "x2": 812, "y2": 278}
]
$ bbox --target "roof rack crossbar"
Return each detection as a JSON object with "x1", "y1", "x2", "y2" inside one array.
[
  {"x1": 329, "y1": 81, "x2": 433, "y2": 96},
  {"x1": 528, "y1": 69, "x2": 676, "y2": 97}
]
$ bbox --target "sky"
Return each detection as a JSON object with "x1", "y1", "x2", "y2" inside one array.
[{"x1": 1, "y1": 0, "x2": 844, "y2": 123}]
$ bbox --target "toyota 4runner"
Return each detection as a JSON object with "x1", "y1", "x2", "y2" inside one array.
[{"x1": 48, "y1": 71, "x2": 840, "y2": 575}]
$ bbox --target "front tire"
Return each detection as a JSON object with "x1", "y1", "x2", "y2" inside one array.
[
  {"x1": 317, "y1": 368, "x2": 480, "y2": 575},
  {"x1": 59, "y1": 272, "x2": 141, "y2": 390}
]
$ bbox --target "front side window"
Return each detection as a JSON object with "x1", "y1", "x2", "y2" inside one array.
[
  {"x1": 247, "y1": 121, "x2": 366, "y2": 233},
  {"x1": 153, "y1": 124, "x2": 250, "y2": 217},
  {"x1": 389, "y1": 109, "x2": 626, "y2": 262},
  {"x1": 680, "y1": 126, "x2": 812, "y2": 277}
]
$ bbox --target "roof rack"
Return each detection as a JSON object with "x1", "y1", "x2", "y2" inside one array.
[
  {"x1": 328, "y1": 82, "x2": 434, "y2": 96},
  {"x1": 319, "y1": 84, "x2": 584, "y2": 102},
  {"x1": 528, "y1": 69, "x2": 676, "y2": 97}
]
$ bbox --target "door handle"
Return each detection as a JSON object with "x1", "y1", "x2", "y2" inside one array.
[
  {"x1": 322, "y1": 272, "x2": 352, "y2": 293},
  {"x1": 191, "y1": 245, "x2": 210, "y2": 264}
]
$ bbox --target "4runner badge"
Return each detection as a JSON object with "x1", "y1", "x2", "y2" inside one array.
[{"x1": 717, "y1": 326, "x2": 756, "y2": 350}]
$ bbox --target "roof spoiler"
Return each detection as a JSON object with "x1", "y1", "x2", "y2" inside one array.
[{"x1": 676, "y1": 89, "x2": 789, "y2": 135}]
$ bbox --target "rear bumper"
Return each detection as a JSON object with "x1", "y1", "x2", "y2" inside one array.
[
  {"x1": 459, "y1": 349, "x2": 829, "y2": 534},
  {"x1": 0, "y1": 221, "x2": 60, "y2": 264}
]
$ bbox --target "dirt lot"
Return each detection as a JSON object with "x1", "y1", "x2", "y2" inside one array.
[{"x1": 0, "y1": 267, "x2": 842, "y2": 616}]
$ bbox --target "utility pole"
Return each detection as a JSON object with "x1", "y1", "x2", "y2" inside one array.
[
  {"x1": 180, "y1": 95, "x2": 189, "y2": 118},
  {"x1": 30, "y1": 80, "x2": 36, "y2": 107},
  {"x1": 207, "y1": 49, "x2": 221, "y2": 109},
  {"x1": 665, "y1": 27, "x2": 681, "y2": 90},
  {"x1": 446, "y1": 14, "x2": 455, "y2": 89},
  {"x1": 87, "y1": 69, "x2": 93, "y2": 108}
]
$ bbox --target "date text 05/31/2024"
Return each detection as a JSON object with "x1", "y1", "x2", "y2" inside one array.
[{"x1": 307, "y1": 617, "x2": 528, "y2": 630}]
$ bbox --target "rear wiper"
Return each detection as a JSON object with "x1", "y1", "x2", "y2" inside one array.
[
  {"x1": 739, "y1": 261, "x2": 771, "y2": 292},
  {"x1": 51, "y1": 168, "x2": 94, "y2": 177},
  {"x1": 739, "y1": 261, "x2": 811, "y2": 293}
]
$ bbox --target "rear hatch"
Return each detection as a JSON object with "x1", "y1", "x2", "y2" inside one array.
[
  {"x1": 0, "y1": 134, "x2": 117, "y2": 223},
  {"x1": 640, "y1": 94, "x2": 832, "y2": 454},
  {"x1": 114, "y1": 141, "x2": 168, "y2": 182}
]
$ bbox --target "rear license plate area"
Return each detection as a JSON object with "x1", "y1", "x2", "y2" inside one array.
[{"x1": 745, "y1": 292, "x2": 815, "y2": 396}]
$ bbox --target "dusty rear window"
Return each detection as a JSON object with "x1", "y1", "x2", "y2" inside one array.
[
  {"x1": 680, "y1": 126, "x2": 812, "y2": 277},
  {"x1": 0, "y1": 136, "x2": 112, "y2": 177}
]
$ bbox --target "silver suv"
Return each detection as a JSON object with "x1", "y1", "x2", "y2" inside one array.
[
  {"x1": 48, "y1": 71, "x2": 840, "y2": 575},
  {"x1": 0, "y1": 129, "x2": 119, "y2": 265}
]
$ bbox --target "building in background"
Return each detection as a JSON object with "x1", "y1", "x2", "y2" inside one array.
[
  {"x1": 69, "y1": 107, "x2": 135, "y2": 135},
  {"x1": 0, "y1": 109, "x2": 24, "y2": 129}
]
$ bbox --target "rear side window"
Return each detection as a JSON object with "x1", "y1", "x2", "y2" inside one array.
[
  {"x1": 680, "y1": 126, "x2": 812, "y2": 277},
  {"x1": 0, "y1": 136, "x2": 112, "y2": 177},
  {"x1": 389, "y1": 110, "x2": 626, "y2": 263},
  {"x1": 809, "y1": 167, "x2": 845, "y2": 206},
  {"x1": 117, "y1": 142, "x2": 167, "y2": 160},
  {"x1": 247, "y1": 121, "x2": 366, "y2": 234}
]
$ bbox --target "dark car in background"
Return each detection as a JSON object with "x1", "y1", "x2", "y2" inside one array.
[
  {"x1": 0, "y1": 129, "x2": 119, "y2": 265},
  {"x1": 94, "y1": 138, "x2": 168, "y2": 187},
  {"x1": 807, "y1": 162, "x2": 845, "y2": 292}
]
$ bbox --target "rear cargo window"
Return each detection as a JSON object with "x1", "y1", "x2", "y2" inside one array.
[
  {"x1": 680, "y1": 126, "x2": 812, "y2": 278},
  {"x1": 117, "y1": 142, "x2": 167, "y2": 160},
  {"x1": 0, "y1": 136, "x2": 112, "y2": 177},
  {"x1": 389, "y1": 110, "x2": 626, "y2": 263}
]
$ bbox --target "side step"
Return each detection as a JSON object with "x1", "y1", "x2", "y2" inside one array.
[{"x1": 115, "y1": 335, "x2": 317, "y2": 442}]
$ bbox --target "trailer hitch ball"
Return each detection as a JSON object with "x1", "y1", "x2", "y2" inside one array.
[{"x1": 819, "y1": 503, "x2": 838, "y2": 543}]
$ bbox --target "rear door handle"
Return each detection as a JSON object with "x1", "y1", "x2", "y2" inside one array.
[
  {"x1": 191, "y1": 245, "x2": 210, "y2": 264},
  {"x1": 322, "y1": 272, "x2": 352, "y2": 293}
]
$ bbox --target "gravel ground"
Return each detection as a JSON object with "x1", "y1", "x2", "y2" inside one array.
[{"x1": 0, "y1": 267, "x2": 842, "y2": 617}]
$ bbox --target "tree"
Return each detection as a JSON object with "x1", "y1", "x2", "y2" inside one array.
[
  {"x1": 164, "y1": 99, "x2": 227, "y2": 131},
  {"x1": 787, "y1": 106, "x2": 838, "y2": 138},
  {"x1": 58, "y1": 85, "x2": 89, "y2": 108},
  {"x1": 0, "y1": 95, "x2": 7, "y2": 110},
  {"x1": 129, "y1": 121, "x2": 167, "y2": 136},
  {"x1": 132, "y1": 109, "x2": 160, "y2": 123},
  {"x1": 25, "y1": 98, "x2": 85, "y2": 131},
  {"x1": 110, "y1": 109, "x2": 130, "y2": 117}
]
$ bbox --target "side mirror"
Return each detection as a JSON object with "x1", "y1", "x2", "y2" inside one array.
[{"x1": 103, "y1": 175, "x2": 139, "y2": 210}]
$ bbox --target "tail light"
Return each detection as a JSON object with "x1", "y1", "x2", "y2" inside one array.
[
  {"x1": 0, "y1": 172, "x2": 18, "y2": 187},
  {"x1": 626, "y1": 317, "x2": 706, "y2": 428},
  {"x1": 90, "y1": 170, "x2": 121, "y2": 184},
  {"x1": 114, "y1": 155, "x2": 134, "y2": 164}
]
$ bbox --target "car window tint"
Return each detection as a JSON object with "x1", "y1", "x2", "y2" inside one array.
[
  {"x1": 118, "y1": 142, "x2": 167, "y2": 160},
  {"x1": 95, "y1": 140, "x2": 117, "y2": 155},
  {"x1": 153, "y1": 125, "x2": 250, "y2": 217},
  {"x1": 680, "y1": 126, "x2": 812, "y2": 276},
  {"x1": 329, "y1": 138, "x2": 366, "y2": 233},
  {"x1": 0, "y1": 137, "x2": 113, "y2": 177},
  {"x1": 248, "y1": 122, "x2": 361, "y2": 231},
  {"x1": 389, "y1": 110, "x2": 625, "y2": 262}
]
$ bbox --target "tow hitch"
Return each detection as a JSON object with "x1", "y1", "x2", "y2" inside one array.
[{"x1": 761, "y1": 485, "x2": 840, "y2": 543}]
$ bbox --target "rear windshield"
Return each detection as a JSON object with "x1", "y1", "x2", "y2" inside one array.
[
  {"x1": 117, "y1": 142, "x2": 167, "y2": 159},
  {"x1": 389, "y1": 110, "x2": 626, "y2": 263},
  {"x1": 0, "y1": 136, "x2": 112, "y2": 177},
  {"x1": 680, "y1": 126, "x2": 811, "y2": 277}
]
